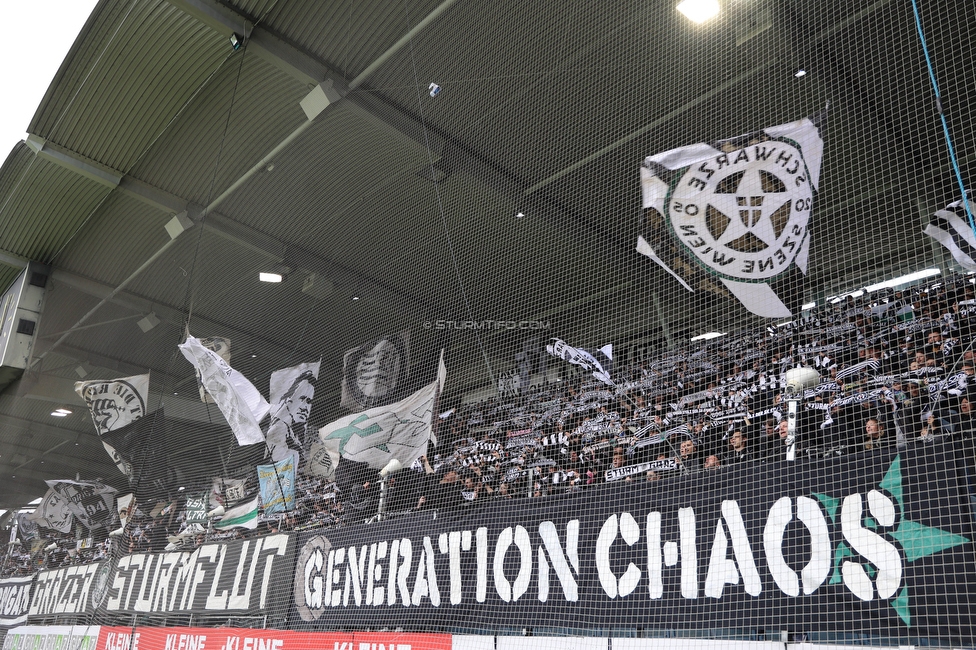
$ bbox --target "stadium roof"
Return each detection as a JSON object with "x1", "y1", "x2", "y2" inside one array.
[{"x1": 0, "y1": 0, "x2": 972, "y2": 508}]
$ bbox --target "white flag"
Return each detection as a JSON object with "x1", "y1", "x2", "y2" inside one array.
[
  {"x1": 924, "y1": 195, "x2": 976, "y2": 271},
  {"x1": 179, "y1": 335, "x2": 270, "y2": 446},
  {"x1": 213, "y1": 496, "x2": 259, "y2": 531},
  {"x1": 74, "y1": 373, "x2": 151, "y2": 479},
  {"x1": 638, "y1": 115, "x2": 824, "y2": 318},
  {"x1": 195, "y1": 336, "x2": 232, "y2": 404},
  {"x1": 319, "y1": 351, "x2": 445, "y2": 470}
]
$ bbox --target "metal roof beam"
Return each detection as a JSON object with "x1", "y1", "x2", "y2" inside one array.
[{"x1": 24, "y1": 135, "x2": 122, "y2": 188}]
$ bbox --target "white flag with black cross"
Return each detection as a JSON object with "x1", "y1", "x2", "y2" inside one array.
[{"x1": 638, "y1": 114, "x2": 824, "y2": 318}]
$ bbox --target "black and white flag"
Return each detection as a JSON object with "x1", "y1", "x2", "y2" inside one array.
[
  {"x1": 75, "y1": 374, "x2": 150, "y2": 479},
  {"x1": 638, "y1": 115, "x2": 824, "y2": 318},
  {"x1": 924, "y1": 195, "x2": 976, "y2": 271},
  {"x1": 340, "y1": 330, "x2": 410, "y2": 410},
  {"x1": 267, "y1": 360, "x2": 321, "y2": 465},
  {"x1": 546, "y1": 338, "x2": 614, "y2": 386},
  {"x1": 44, "y1": 479, "x2": 117, "y2": 529}
]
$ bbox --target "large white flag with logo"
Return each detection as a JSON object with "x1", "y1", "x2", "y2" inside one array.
[
  {"x1": 924, "y1": 195, "x2": 976, "y2": 271},
  {"x1": 638, "y1": 115, "x2": 824, "y2": 318},
  {"x1": 179, "y1": 335, "x2": 270, "y2": 445},
  {"x1": 319, "y1": 351, "x2": 445, "y2": 470},
  {"x1": 194, "y1": 336, "x2": 232, "y2": 404}
]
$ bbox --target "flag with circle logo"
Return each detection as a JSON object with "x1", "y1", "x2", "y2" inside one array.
[{"x1": 638, "y1": 114, "x2": 824, "y2": 318}]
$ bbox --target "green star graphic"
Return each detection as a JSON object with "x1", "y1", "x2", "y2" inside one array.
[
  {"x1": 324, "y1": 414, "x2": 383, "y2": 455},
  {"x1": 813, "y1": 455, "x2": 970, "y2": 626}
]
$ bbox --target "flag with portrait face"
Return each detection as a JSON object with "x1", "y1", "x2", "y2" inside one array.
[{"x1": 341, "y1": 331, "x2": 410, "y2": 411}]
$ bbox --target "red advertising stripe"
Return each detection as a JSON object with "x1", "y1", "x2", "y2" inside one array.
[{"x1": 96, "y1": 627, "x2": 453, "y2": 650}]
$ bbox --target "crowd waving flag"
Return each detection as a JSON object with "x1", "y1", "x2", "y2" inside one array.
[
  {"x1": 179, "y1": 335, "x2": 270, "y2": 446},
  {"x1": 319, "y1": 351, "x2": 446, "y2": 470},
  {"x1": 546, "y1": 338, "x2": 614, "y2": 386},
  {"x1": 924, "y1": 194, "x2": 976, "y2": 271},
  {"x1": 638, "y1": 114, "x2": 824, "y2": 318}
]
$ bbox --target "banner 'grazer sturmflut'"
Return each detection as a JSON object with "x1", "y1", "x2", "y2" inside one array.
[
  {"x1": 0, "y1": 577, "x2": 32, "y2": 628},
  {"x1": 291, "y1": 441, "x2": 974, "y2": 641},
  {"x1": 638, "y1": 115, "x2": 824, "y2": 318},
  {"x1": 28, "y1": 563, "x2": 108, "y2": 618},
  {"x1": 96, "y1": 533, "x2": 294, "y2": 617}
]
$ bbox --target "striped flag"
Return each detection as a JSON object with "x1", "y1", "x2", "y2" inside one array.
[
  {"x1": 213, "y1": 496, "x2": 259, "y2": 530},
  {"x1": 924, "y1": 195, "x2": 976, "y2": 271},
  {"x1": 835, "y1": 359, "x2": 881, "y2": 381}
]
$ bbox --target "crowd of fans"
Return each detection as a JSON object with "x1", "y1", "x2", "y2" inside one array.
[{"x1": 4, "y1": 272, "x2": 976, "y2": 576}]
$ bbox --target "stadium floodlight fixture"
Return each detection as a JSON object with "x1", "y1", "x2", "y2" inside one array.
[
  {"x1": 677, "y1": 0, "x2": 720, "y2": 23},
  {"x1": 865, "y1": 268, "x2": 941, "y2": 292}
]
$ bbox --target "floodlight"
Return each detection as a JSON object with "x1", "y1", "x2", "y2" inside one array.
[
  {"x1": 677, "y1": 0, "x2": 720, "y2": 23},
  {"x1": 259, "y1": 272, "x2": 283, "y2": 283}
]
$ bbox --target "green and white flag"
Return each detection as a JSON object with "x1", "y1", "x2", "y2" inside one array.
[
  {"x1": 638, "y1": 114, "x2": 824, "y2": 318},
  {"x1": 319, "y1": 351, "x2": 446, "y2": 470},
  {"x1": 213, "y1": 496, "x2": 259, "y2": 531}
]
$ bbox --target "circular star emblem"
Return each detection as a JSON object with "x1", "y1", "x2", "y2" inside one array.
[{"x1": 665, "y1": 140, "x2": 814, "y2": 281}]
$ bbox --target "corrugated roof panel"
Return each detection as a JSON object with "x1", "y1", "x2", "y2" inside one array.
[
  {"x1": 231, "y1": 0, "x2": 445, "y2": 81},
  {"x1": 51, "y1": 192, "x2": 173, "y2": 286},
  {"x1": 215, "y1": 102, "x2": 431, "y2": 238},
  {"x1": 128, "y1": 54, "x2": 308, "y2": 207},
  {"x1": 0, "y1": 158, "x2": 112, "y2": 264},
  {"x1": 30, "y1": 0, "x2": 231, "y2": 173},
  {"x1": 0, "y1": 143, "x2": 34, "y2": 217}
]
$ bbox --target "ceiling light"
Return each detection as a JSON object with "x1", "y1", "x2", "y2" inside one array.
[
  {"x1": 51, "y1": 408, "x2": 71, "y2": 417},
  {"x1": 515, "y1": 212, "x2": 526, "y2": 218},
  {"x1": 677, "y1": 0, "x2": 720, "y2": 23},
  {"x1": 259, "y1": 272, "x2": 283, "y2": 283},
  {"x1": 794, "y1": 69, "x2": 807, "y2": 78},
  {"x1": 352, "y1": 296, "x2": 360, "y2": 301},
  {"x1": 801, "y1": 302, "x2": 816, "y2": 310}
]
